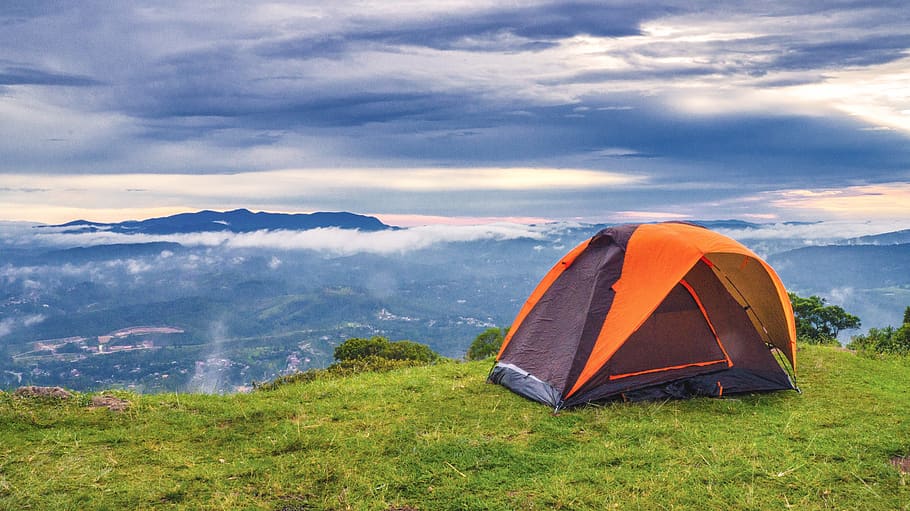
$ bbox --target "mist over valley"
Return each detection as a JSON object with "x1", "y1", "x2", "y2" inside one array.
[{"x1": 2, "y1": 210, "x2": 908, "y2": 393}]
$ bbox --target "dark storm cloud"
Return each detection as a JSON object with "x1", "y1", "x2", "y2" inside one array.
[
  {"x1": 325, "y1": 94, "x2": 910, "y2": 191},
  {"x1": 113, "y1": 43, "x2": 473, "y2": 128},
  {"x1": 0, "y1": 65, "x2": 102, "y2": 86},
  {"x1": 260, "y1": 2, "x2": 672, "y2": 59},
  {"x1": 771, "y1": 34, "x2": 910, "y2": 70},
  {"x1": 558, "y1": 30, "x2": 910, "y2": 87}
]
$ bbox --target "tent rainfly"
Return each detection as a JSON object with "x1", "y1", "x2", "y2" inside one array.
[{"x1": 489, "y1": 222, "x2": 798, "y2": 410}]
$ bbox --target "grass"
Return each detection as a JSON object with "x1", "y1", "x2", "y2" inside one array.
[{"x1": 1, "y1": 345, "x2": 909, "y2": 510}]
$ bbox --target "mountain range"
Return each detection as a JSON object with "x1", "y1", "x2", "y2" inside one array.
[{"x1": 38, "y1": 208, "x2": 391, "y2": 234}]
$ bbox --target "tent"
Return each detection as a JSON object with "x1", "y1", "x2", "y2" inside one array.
[{"x1": 489, "y1": 222, "x2": 798, "y2": 410}]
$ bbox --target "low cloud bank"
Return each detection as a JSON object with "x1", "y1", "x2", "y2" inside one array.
[
  {"x1": 29, "y1": 223, "x2": 553, "y2": 255},
  {"x1": 0, "y1": 314, "x2": 45, "y2": 338},
  {"x1": 715, "y1": 219, "x2": 910, "y2": 243},
  {"x1": 9, "y1": 218, "x2": 910, "y2": 256}
]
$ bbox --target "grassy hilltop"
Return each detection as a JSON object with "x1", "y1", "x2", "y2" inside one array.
[{"x1": 1, "y1": 345, "x2": 909, "y2": 510}]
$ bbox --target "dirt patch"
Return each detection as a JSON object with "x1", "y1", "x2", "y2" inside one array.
[
  {"x1": 89, "y1": 395, "x2": 131, "y2": 412},
  {"x1": 890, "y1": 455, "x2": 910, "y2": 474},
  {"x1": 14, "y1": 386, "x2": 74, "y2": 399}
]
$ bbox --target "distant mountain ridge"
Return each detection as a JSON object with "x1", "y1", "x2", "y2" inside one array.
[
  {"x1": 847, "y1": 229, "x2": 910, "y2": 245},
  {"x1": 38, "y1": 209, "x2": 392, "y2": 234}
]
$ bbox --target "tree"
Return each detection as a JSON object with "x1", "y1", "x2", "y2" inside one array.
[
  {"x1": 466, "y1": 327, "x2": 507, "y2": 360},
  {"x1": 789, "y1": 292, "x2": 861, "y2": 344}
]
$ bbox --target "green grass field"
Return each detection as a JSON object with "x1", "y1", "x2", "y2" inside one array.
[{"x1": 1, "y1": 345, "x2": 908, "y2": 510}]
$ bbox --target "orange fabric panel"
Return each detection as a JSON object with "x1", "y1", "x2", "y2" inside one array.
[
  {"x1": 608, "y1": 359, "x2": 728, "y2": 381},
  {"x1": 497, "y1": 238, "x2": 590, "y2": 359},
  {"x1": 565, "y1": 222, "x2": 796, "y2": 399}
]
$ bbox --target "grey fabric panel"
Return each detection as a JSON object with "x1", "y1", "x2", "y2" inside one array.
[
  {"x1": 713, "y1": 366, "x2": 795, "y2": 394},
  {"x1": 488, "y1": 363, "x2": 562, "y2": 408},
  {"x1": 612, "y1": 367, "x2": 794, "y2": 402},
  {"x1": 565, "y1": 354, "x2": 729, "y2": 407},
  {"x1": 593, "y1": 223, "x2": 638, "y2": 251},
  {"x1": 564, "y1": 365, "x2": 794, "y2": 407},
  {"x1": 498, "y1": 240, "x2": 618, "y2": 392},
  {"x1": 562, "y1": 239, "x2": 626, "y2": 394}
]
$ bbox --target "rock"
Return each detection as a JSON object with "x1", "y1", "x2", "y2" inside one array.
[
  {"x1": 89, "y1": 395, "x2": 131, "y2": 412},
  {"x1": 14, "y1": 386, "x2": 74, "y2": 399},
  {"x1": 891, "y1": 455, "x2": 910, "y2": 474}
]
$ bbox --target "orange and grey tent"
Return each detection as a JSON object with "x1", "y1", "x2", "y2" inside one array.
[{"x1": 489, "y1": 222, "x2": 797, "y2": 409}]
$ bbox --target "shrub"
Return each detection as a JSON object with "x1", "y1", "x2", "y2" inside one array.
[
  {"x1": 334, "y1": 336, "x2": 439, "y2": 363},
  {"x1": 848, "y1": 324, "x2": 910, "y2": 356},
  {"x1": 847, "y1": 306, "x2": 910, "y2": 356},
  {"x1": 380, "y1": 340, "x2": 439, "y2": 363},
  {"x1": 333, "y1": 336, "x2": 389, "y2": 361}
]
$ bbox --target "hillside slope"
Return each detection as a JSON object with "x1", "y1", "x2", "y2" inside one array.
[{"x1": 1, "y1": 345, "x2": 909, "y2": 510}]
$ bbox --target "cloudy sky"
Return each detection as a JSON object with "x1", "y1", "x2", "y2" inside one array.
[{"x1": 1, "y1": 1, "x2": 909, "y2": 226}]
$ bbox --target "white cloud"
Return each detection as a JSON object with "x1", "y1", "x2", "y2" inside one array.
[
  {"x1": 126, "y1": 259, "x2": 153, "y2": 274},
  {"x1": 0, "y1": 318, "x2": 15, "y2": 338},
  {"x1": 0, "y1": 314, "x2": 45, "y2": 338},
  {"x1": 714, "y1": 219, "x2": 910, "y2": 242},
  {"x1": 766, "y1": 183, "x2": 910, "y2": 220},
  {"x1": 780, "y1": 56, "x2": 910, "y2": 134},
  {"x1": 34, "y1": 222, "x2": 552, "y2": 256}
]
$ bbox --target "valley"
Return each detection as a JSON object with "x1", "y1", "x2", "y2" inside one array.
[{"x1": 2, "y1": 210, "x2": 909, "y2": 393}]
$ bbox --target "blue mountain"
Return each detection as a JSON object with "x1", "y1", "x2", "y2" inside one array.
[
  {"x1": 40, "y1": 209, "x2": 392, "y2": 234},
  {"x1": 847, "y1": 229, "x2": 910, "y2": 245}
]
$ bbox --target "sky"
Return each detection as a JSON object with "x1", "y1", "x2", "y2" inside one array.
[{"x1": 1, "y1": 1, "x2": 909, "y2": 227}]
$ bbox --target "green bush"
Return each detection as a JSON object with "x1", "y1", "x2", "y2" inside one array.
[
  {"x1": 847, "y1": 306, "x2": 910, "y2": 356},
  {"x1": 334, "y1": 336, "x2": 439, "y2": 363},
  {"x1": 848, "y1": 325, "x2": 910, "y2": 356},
  {"x1": 333, "y1": 336, "x2": 389, "y2": 361},
  {"x1": 466, "y1": 327, "x2": 507, "y2": 360},
  {"x1": 381, "y1": 340, "x2": 439, "y2": 362}
]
